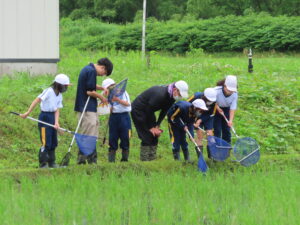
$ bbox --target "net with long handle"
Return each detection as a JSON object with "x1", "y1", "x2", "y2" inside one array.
[
  {"x1": 233, "y1": 137, "x2": 260, "y2": 167},
  {"x1": 108, "y1": 78, "x2": 128, "y2": 104},
  {"x1": 207, "y1": 136, "x2": 232, "y2": 161}
]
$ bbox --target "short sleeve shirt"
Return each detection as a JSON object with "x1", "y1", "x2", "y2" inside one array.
[
  {"x1": 74, "y1": 63, "x2": 98, "y2": 112},
  {"x1": 215, "y1": 86, "x2": 238, "y2": 110},
  {"x1": 38, "y1": 87, "x2": 63, "y2": 112}
]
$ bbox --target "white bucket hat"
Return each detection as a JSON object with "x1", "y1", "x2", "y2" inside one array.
[
  {"x1": 174, "y1": 80, "x2": 189, "y2": 98},
  {"x1": 54, "y1": 74, "x2": 70, "y2": 85},
  {"x1": 225, "y1": 75, "x2": 237, "y2": 92},
  {"x1": 204, "y1": 88, "x2": 217, "y2": 102},
  {"x1": 102, "y1": 78, "x2": 115, "y2": 89},
  {"x1": 192, "y1": 99, "x2": 208, "y2": 110}
]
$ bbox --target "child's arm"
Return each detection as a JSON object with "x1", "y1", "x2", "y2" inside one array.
[
  {"x1": 112, "y1": 96, "x2": 130, "y2": 106},
  {"x1": 20, "y1": 97, "x2": 41, "y2": 118},
  {"x1": 54, "y1": 109, "x2": 60, "y2": 129}
]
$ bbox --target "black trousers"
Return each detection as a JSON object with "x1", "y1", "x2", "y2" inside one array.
[{"x1": 131, "y1": 109, "x2": 158, "y2": 146}]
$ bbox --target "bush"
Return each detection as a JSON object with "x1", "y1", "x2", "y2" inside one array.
[{"x1": 61, "y1": 15, "x2": 300, "y2": 53}]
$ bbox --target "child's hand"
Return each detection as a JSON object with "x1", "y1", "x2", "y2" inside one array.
[
  {"x1": 20, "y1": 112, "x2": 29, "y2": 119},
  {"x1": 112, "y1": 96, "x2": 120, "y2": 102},
  {"x1": 54, "y1": 122, "x2": 60, "y2": 130}
]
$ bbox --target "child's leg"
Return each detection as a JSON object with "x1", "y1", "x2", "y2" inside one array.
[
  {"x1": 222, "y1": 108, "x2": 231, "y2": 144},
  {"x1": 168, "y1": 123, "x2": 181, "y2": 160},
  {"x1": 108, "y1": 114, "x2": 119, "y2": 162},
  {"x1": 38, "y1": 112, "x2": 56, "y2": 168},
  {"x1": 119, "y1": 113, "x2": 131, "y2": 162},
  {"x1": 181, "y1": 126, "x2": 193, "y2": 161}
]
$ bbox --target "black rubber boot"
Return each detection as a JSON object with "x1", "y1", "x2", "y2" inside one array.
[
  {"x1": 48, "y1": 150, "x2": 58, "y2": 168},
  {"x1": 121, "y1": 150, "x2": 129, "y2": 162},
  {"x1": 108, "y1": 150, "x2": 116, "y2": 162},
  {"x1": 207, "y1": 145, "x2": 211, "y2": 159},
  {"x1": 195, "y1": 146, "x2": 203, "y2": 159},
  {"x1": 172, "y1": 149, "x2": 180, "y2": 160},
  {"x1": 182, "y1": 149, "x2": 190, "y2": 161},
  {"x1": 39, "y1": 147, "x2": 49, "y2": 168},
  {"x1": 77, "y1": 152, "x2": 87, "y2": 165},
  {"x1": 87, "y1": 151, "x2": 97, "y2": 164}
]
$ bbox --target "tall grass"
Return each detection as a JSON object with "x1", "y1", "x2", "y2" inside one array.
[{"x1": 0, "y1": 168, "x2": 299, "y2": 224}]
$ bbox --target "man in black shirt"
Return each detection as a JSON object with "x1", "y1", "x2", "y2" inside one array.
[
  {"x1": 74, "y1": 57, "x2": 113, "y2": 164},
  {"x1": 131, "y1": 80, "x2": 189, "y2": 161}
]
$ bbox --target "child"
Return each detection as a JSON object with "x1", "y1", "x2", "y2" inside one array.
[
  {"x1": 102, "y1": 78, "x2": 132, "y2": 162},
  {"x1": 20, "y1": 74, "x2": 70, "y2": 168},
  {"x1": 214, "y1": 75, "x2": 238, "y2": 144},
  {"x1": 187, "y1": 88, "x2": 217, "y2": 158},
  {"x1": 167, "y1": 99, "x2": 208, "y2": 161}
]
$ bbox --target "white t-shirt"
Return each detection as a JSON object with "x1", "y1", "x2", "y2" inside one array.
[
  {"x1": 38, "y1": 87, "x2": 63, "y2": 112},
  {"x1": 111, "y1": 91, "x2": 131, "y2": 113},
  {"x1": 215, "y1": 86, "x2": 238, "y2": 110}
]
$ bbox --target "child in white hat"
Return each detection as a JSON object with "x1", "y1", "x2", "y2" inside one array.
[
  {"x1": 214, "y1": 75, "x2": 238, "y2": 144},
  {"x1": 20, "y1": 74, "x2": 71, "y2": 168},
  {"x1": 101, "y1": 78, "x2": 132, "y2": 162}
]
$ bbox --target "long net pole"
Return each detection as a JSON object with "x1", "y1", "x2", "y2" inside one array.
[{"x1": 142, "y1": 0, "x2": 147, "y2": 59}]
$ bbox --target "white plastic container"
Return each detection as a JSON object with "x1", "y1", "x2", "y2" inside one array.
[{"x1": 97, "y1": 102, "x2": 111, "y2": 115}]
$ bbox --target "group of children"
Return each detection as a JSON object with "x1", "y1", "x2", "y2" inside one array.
[
  {"x1": 21, "y1": 57, "x2": 238, "y2": 167},
  {"x1": 167, "y1": 75, "x2": 238, "y2": 161}
]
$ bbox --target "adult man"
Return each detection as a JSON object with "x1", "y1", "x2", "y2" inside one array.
[
  {"x1": 131, "y1": 80, "x2": 189, "y2": 161},
  {"x1": 74, "y1": 57, "x2": 113, "y2": 164}
]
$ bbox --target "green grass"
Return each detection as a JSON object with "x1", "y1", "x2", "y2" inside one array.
[
  {"x1": 0, "y1": 50, "x2": 299, "y2": 224},
  {"x1": 0, "y1": 166, "x2": 299, "y2": 225},
  {"x1": 0, "y1": 50, "x2": 299, "y2": 168}
]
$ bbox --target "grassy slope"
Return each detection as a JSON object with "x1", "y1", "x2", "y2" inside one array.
[{"x1": 0, "y1": 50, "x2": 299, "y2": 169}]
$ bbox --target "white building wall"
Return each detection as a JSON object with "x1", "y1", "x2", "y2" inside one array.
[{"x1": 0, "y1": 0, "x2": 59, "y2": 75}]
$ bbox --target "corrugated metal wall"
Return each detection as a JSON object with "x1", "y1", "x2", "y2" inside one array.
[{"x1": 0, "y1": 0, "x2": 59, "y2": 60}]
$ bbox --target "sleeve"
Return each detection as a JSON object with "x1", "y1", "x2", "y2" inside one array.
[
  {"x1": 125, "y1": 92, "x2": 131, "y2": 104},
  {"x1": 230, "y1": 94, "x2": 238, "y2": 110},
  {"x1": 38, "y1": 89, "x2": 49, "y2": 101},
  {"x1": 57, "y1": 95, "x2": 63, "y2": 109},
  {"x1": 86, "y1": 70, "x2": 97, "y2": 91},
  {"x1": 169, "y1": 104, "x2": 185, "y2": 129}
]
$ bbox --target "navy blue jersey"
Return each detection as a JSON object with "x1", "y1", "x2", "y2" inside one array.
[
  {"x1": 167, "y1": 101, "x2": 196, "y2": 129},
  {"x1": 74, "y1": 63, "x2": 98, "y2": 112}
]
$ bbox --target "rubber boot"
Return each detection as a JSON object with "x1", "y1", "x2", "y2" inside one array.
[
  {"x1": 149, "y1": 146, "x2": 157, "y2": 161},
  {"x1": 195, "y1": 146, "x2": 203, "y2": 159},
  {"x1": 172, "y1": 149, "x2": 180, "y2": 160},
  {"x1": 182, "y1": 149, "x2": 190, "y2": 161},
  {"x1": 121, "y1": 150, "x2": 129, "y2": 162},
  {"x1": 39, "y1": 147, "x2": 49, "y2": 168},
  {"x1": 48, "y1": 150, "x2": 58, "y2": 168},
  {"x1": 87, "y1": 150, "x2": 97, "y2": 164},
  {"x1": 140, "y1": 145, "x2": 150, "y2": 161},
  {"x1": 108, "y1": 150, "x2": 116, "y2": 162},
  {"x1": 207, "y1": 145, "x2": 211, "y2": 159},
  {"x1": 77, "y1": 152, "x2": 87, "y2": 165}
]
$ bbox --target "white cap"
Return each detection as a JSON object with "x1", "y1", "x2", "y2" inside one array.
[
  {"x1": 204, "y1": 88, "x2": 217, "y2": 102},
  {"x1": 102, "y1": 78, "x2": 115, "y2": 89},
  {"x1": 192, "y1": 99, "x2": 208, "y2": 110},
  {"x1": 54, "y1": 74, "x2": 70, "y2": 85},
  {"x1": 174, "y1": 80, "x2": 189, "y2": 98},
  {"x1": 225, "y1": 75, "x2": 237, "y2": 92}
]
